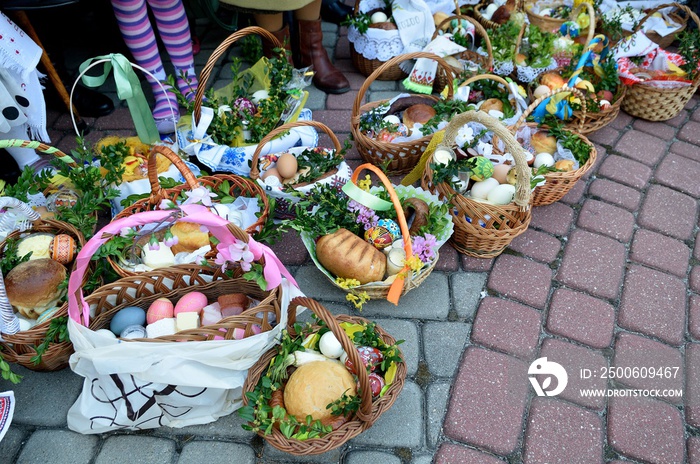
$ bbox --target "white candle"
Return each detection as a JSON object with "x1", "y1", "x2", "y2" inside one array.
[
  {"x1": 434, "y1": 147, "x2": 454, "y2": 166},
  {"x1": 386, "y1": 248, "x2": 406, "y2": 276}
]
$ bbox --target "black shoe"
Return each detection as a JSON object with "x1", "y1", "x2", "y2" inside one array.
[
  {"x1": 321, "y1": 0, "x2": 353, "y2": 25},
  {"x1": 0, "y1": 149, "x2": 21, "y2": 185},
  {"x1": 71, "y1": 84, "x2": 115, "y2": 118}
]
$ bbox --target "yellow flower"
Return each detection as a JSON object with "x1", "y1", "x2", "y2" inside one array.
[
  {"x1": 576, "y1": 12, "x2": 590, "y2": 29},
  {"x1": 335, "y1": 277, "x2": 361, "y2": 289},
  {"x1": 405, "y1": 255, "x2": 424, "y2": 272},
  {"x1": 358, "y1": 175, "x2": 372, "y2": 192},
  {"x1": 346, "y1": 291, "x2": 370, "y2": 310},
  {"x1": 517, "y1": 84, "x2": 527, "y2": 98},
  {"x1": 573, "y1": 0, "x2": 593, "y2": 6}
]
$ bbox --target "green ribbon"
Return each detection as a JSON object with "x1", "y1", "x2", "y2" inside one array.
[
  {"x1": 79, "y1": 54, "x2": 160, "y2": 144},
  {"x1": 342, "y1": 181, "x2": 393, "y2": 211}
]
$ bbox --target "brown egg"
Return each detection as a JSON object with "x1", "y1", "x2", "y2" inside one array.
[
  {"x1": 276, "y1": 153, "x2": 298, "y2": 179},
  {"x1": 492, "y1": 164, "x2": 511, "y2": 184},
  {"x1": 262, "y1": 167, "x2": 282, "y2": 181}
]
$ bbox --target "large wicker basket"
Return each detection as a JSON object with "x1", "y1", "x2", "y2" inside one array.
[
  {"x1": 241, "y1": 296, "x2": 406, "y2": 455},
  {"x1": 432, "y1": 14, "x2": 493, "y2": 92},
  {"x1": 511, "y1": 87, "x2": 597, "y2": 206},
  {"x1": 631, "y1": 3, "x2": 688, "y2": 49},
  {"x1": 0, "y1": 198, "x2": 87, "y2": 371},
  {"x1": 620, "y1": 3, "x2": 699, "y2": 122},
  {"x1": 351, "y1": 52, "x2": 455, "y2": 176},
  {"x1": 525, "y1": 0, "x2": 594, "y2": 35},
  {"x1": 421, "y1": 111, "x2": 531, "y2": 258},
  {"x1": 111, "y1": 145, "x2": 269, "y2": 278},
  {"x1": 472, "y1": 0, "x2": 524, "y2": 30}
]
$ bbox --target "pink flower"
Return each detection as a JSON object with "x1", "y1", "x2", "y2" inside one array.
[
  {"x1": 120, "y1": 227, "x2": 133, "y2": 237},
  {"x1": 147, "y1": 235, "x2": 160, "y2": 251},
  {"x1": 163, "y1": 228, "x2": 179, "y2": 248},
  {"x1": 215, "y1": 240, "x2": 255, "y2": 272}
]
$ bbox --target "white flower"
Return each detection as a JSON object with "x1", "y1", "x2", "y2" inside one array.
[
  {"x1": 476, "y1": 141, "x2": 493, "y2": 158},
  {"x1": 182, "y1": 186, "x2": 218, "y2": 206},
  {"x1": 217, "y1": 105, "x2": 232, "y2": 117},
  {"x1": 454, "y1": 125, "x2": 475, "y2": 149}
]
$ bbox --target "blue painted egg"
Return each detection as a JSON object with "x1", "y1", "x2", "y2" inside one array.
[
  {"x1": 110, "y1": 306, "x2": 146, "y2": 335},
  {"x1": 377, "y1": 219, "x2": 401, "y2": 241}
]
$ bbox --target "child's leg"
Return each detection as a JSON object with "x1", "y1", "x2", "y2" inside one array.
[{"x1": 146, "y1": 0, "x2": 198, "y2": 101}]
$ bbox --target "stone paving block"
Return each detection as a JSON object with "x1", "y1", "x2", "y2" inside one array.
[
  {"x1": 451, "y1": 272, "x2": 488, "y2": 320},
  {"x1": 374, "y1": 319, "x2": 419, "y2": 376},
  {"x1": 613, "y1": 332, "x2": 684, "y2": 404},
  {"x1": 619, "y1": 265, "x2": 686, "y2": 346},
  {"x1": 436, "y1": 244, "x2": 460, "y2": 271},
  {"x1": 461, "y1": 255, "x2": 494, "y2": 271},
  {"x1": 588, "y1": 125, "x2": 621, "y2": 146},
  {"x1": 639, "y1": 185, "x2": 697, "y2": 241},
  {"x1": 435, "y1": 443, "x2": 505, "y2": 464},
  {"x1": 687, "y1": 343, "x2": 700, "y2": 427},
  {"x1": 667, "y1": 109, "x2": 690, "y2": 127},
  {"x1": 546, "y1": 288, "x2": 615, "y2": 349},
  {"x1": 294, "y1": 265, "x2": 352, "y2": 303},
  {"x1": 615, "y1": 129, "x2": 668, "y2": 166},
  {"x1": 583, "y1": 144, "x2": 606, "y2": 180},
  {"x1": 369, "y1": 80, "x2": 399, "y2": 91},
  {"x1": 427, "y1": 381, "x2": 451, "y2": 449},
  {"x1": 632, "y1": 119, "x2": 677, "y2": 142},
  {"x1": 325, "y1": 91, "x2": 358, "y2": 110},
  {"x1": 689, "y1": 436, "x2": 700, "y2": 464},
  {"x1": 335, "y1": 36, "x2": 351, "y2": 59},
  {"x1": 1, "y1": 428, "x2": 27, "y2": 463},
  {"x1": 94, "y1": 107, "x2": 139, "y2": 131},
  {"x1": 423, "y1": 322, "x2": 471, "y2": 376},
  {"x1": 413, "y1": 454, "x2": 434, "y2": 464},
  {"x1": 655, "y1": 153, "x2": 700, "y2": 198},
  {"x1": 10, "y1": 367, "x2": 82, "y2": 427},
  {"x1": 96, "y1": 436, "x2": 177, "y2": 464},
  {"x1": 630, "y1": 229, "x2": 690, "y2": 277},
  {"x1": 560, "y1": 179, "x2": 587, "y2": 205},
  {"x1": 539, "y1": 338, "x2": 608, "y2": 410},
  {"x1": 346, "y1": 451, "x2": 401, "y2": 464},
  {"x1": 263, "y1": 442, "x2": 340, "y2": 462},
  {"x1": 309, "y1": 110, "x2": 353, "y2": 133},
  {"x1": 360, "y1": 273, "x2": 451, "y2": 320},
  {"x1": 269, "y1": 230, "x2": 309, "y2": 266},
  {"x1": 587, "y1": 179, "x2": 642, "y2": 211},
  {"x1": 598, "y1": 155, "x2": 652, "y2": 189},
  {"x1": 161, "y1": 408, "x2": 254, "y2": 440},
  {"x1": 577, "y1": 199, "x2": 635, "y2": 243},
  {"x1": 472, "y1": 297, "x2": 541, "y2": 360},
  {"x1": 530, "y1": 202, "x2": 575, "y2": 236},
  {"x1": 487, "y1": 255, "x2": 552, "y2": 309},
  {"x1": 349, "y1": 381, "x2": 423, "y2": 448},
  {"x1": 178, "y1": 442, "x2": 255, "y2": 464},
  {"x1": 369, "y1": 91, "x2": 400, "y2": 102},
  {"x1": 15, "y1": 430, "x2": 98, "y2": 464},
  {"x1": 556, "y1": 229, "x2": 627, "y2": 300},
  {"x1": 678, "y1": 120, "x2": 700, "y2": 145},
  {"x1": 523, "y1": 398, "x2": 604, "y2": 463},
  {"x1": 443, "y1": 347, "x2": 529, "y2": 456},
  {"x1": 608, "y1": 396, "x2": 685, "y2": 464},
  {"x1": 671, "y1": 140, "x2": 700, "y2": 162},
  {"x1": 507, "y1": 229, "x2": 561, "y2": 263},
  {"x1": 691, "y1": 295, "x2": 700, "y2": 341},
  {"x1": 610, "y1": 111, "x2": 633, "y2": 130},
  {"x1": 304, "y1": 87, "x2": 328, "y2": 111}
]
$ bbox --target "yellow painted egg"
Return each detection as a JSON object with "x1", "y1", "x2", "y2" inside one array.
[
  {"x1": 174, "y1": 292, "x2": 208, "y2": 315},
  {"x1": 276, "y1": 153, "x2": 298, "y2": 179},
  {"x1": 147, "y1": 298, "x2": 174, "y2": 324}
]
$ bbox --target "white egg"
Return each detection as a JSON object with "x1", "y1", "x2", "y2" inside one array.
[
  {"x1": 470, "y1": 178, "x2": 499, "y2": 199},
  {"x1": 319, "y1": 331, "x2": 344, "y2": 358},
  {"x1": 483, "y1": 3, "x2": 498, "y2": 20},
  {"x1": 383, "y1": 115, "x2": 401, "y2": 125},
  {"x1": 251, "y1": 90, "x2": 269, "y2": 104},
  {"x1": 487, "y1": 184, "x2": 516, "y2": 205},
  {"x1": 534, "y1": 153, "x2": 555, "y2": 168},
  {"x1": 96, "y1": 328, "x2": 117, "y2": 339},
  {"x1": 370, "y1": 11, "x2": 388, "y2": 24},
  {"x1": 488, "y1": 110, "x2": 504, "y2": 120}
]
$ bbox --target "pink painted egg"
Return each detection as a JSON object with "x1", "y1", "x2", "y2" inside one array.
[
  {"x1": 174, "y1": 292, "x2": 208, "y2": 315},
  {"x1": 147, "y1": 298, "x2": 174, "y2": 325}
]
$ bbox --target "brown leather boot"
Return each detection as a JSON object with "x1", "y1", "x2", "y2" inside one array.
[
  {"x1": 296, "y1": 18, "x2": 350, "y2": 94},
  {"x1": 262, "y1": 24, "x2": 293, "y2": 64}
]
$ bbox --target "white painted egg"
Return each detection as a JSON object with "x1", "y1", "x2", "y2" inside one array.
[
  {"x1": 96, "y1": 328, "x2": 117, "y2": 339},
  {"x1": 147, "y1": 297, "x2": 174, "y2": 324},
  {"x1": 470, "y1": 178, "x2": 499, "y2": 199},
  {"x1": 251, "y1": 89, "x2": 269, "y2": 104},
  {"x1": 487, "y1": 184, "x2": 516, "y2": 205},
  {"x1": 319, "y1": 331, "x2": 344, "y2": 358},
  {"x1": 174, "y1": 292, "x2": 208, "y2": 315},
  {"x1": 371, "y1": 11, "x2": 388, "y2": 23},
  {"x1": 383, "y1": 115, "x2": 401, "y2": 125},
  {"x1": 534, "y1": 153, "x2": 555, "y2": 168},
  {"x1": 533, "y1": 85, "x2": 551, "y2": 99}
]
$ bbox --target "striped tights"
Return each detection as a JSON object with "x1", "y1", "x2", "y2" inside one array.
[{"x1": 110, "y1": 0, "x2": 198, "y2": 122}]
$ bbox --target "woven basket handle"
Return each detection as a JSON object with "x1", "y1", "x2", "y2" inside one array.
[
  {"x1": 345, "y1": 163, "x2": 412, "y2": 305},
  {"x1": 513, "y1": 86, "x2": 587, "y2": 133},
  {"x1": 432, "y1": 15, "x2": 494, "y2": 71},
  {"x1": 634, "y1": 2, "x2": 692, "y2": 33},
  {"x1": 352, "y1": 52, "x2": 456, "y2": 118},
  {"x1": 459, "y1": 73, "x2": 519, "y2": 102},
  {"x1": 146, "y1": 145, "x2": 201, "y2": 206},
  {"x1": 193, "y1": 26, "x2": 283, "y2": 125},
  {"x1": 286, "y1": 296, "x2": 373, "y2": 421},
  {"x1": 571, "y1": 1, "x2": 595, "y2": 46},
  {"x1": 249, "y1": 120, "x2": 341, "y2": 180},
  {"x1": 0, "y1": 139, "x2": 77, "y2": 168},
  {"x1": 442, "y1": 111, "x2": 530, "y2": 210}
]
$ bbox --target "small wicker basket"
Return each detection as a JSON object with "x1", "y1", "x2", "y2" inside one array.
[
  {"x1": 351, "y1": 52, "x2": 455, "y2": 176},
  {"x1": 525, "y1": 0, "x2": 594, "y2": 35},
  {"x1": 421, "y1": 111, "x2": 531, "y2": 258},
  {"x1": 241, "y1": 296, "x2": 406, "y2": 455},
  {"x1": 620, "y1": 3, "x2": 699, "y2": 122},
  {"x1": 631, "y1": 3, "x2": 688, "y2": 49},
  {"x1": 472, "y1": 0, "x2": 524, "y2": 30}
]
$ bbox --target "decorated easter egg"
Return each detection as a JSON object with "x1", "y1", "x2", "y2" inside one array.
[
  {"x1": 174, "y1": 292, "x2": 208, "y2": 315},
  {"x1": 364, "y1": 226, "x2": 394, "y2": 250},
  {"x1": 233, "y1": 97, "x2": 256, "y2": 118},
  {"x1": 46, "y1": 188, "x2": 78, "y2": 212},
  {"x1": 110, "y1": 306, "x2": 146, "y2": 335},
  {"x1": 49, "y1": 234, "x2": 77, "y2": 265},
  {"x1": 395, "y1": 123, "x2": 410, "y2": 137},
  {"x1": 376, "y1": 219, "x2": 401, "y2": 241},
  {"x1": 467, "y1": 156, "x2": 495, "y2": 182},
  {"x1": 147, "y1": 297, "x2": 174, "y2": 324},
  {"x1": 36, "y1": 306, "x2": 61, "y2": 324}
]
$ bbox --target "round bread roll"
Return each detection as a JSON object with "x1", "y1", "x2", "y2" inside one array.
[
  {"x1": 480, "y1": 98, "x2": 504, "y2": 113},
  {"x1": 5, "y1": 259, "x2": 67, "y2": 319},
  {"x1": 284, "y1": 361, "x2": 357, "y2": 423},
  {"x1": 170, "y1": 221, "x2": 211, "y2": 254},
  {"x1": 402, "y1": 104, "x2": 436, "y2": 129},
  {"x1": 531, "y1": 131, "x2": 558, "y2": 155}
]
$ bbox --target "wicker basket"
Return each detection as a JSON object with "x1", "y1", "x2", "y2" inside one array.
[
  {"x1": 633, "y1": 3, "x2": 688, "y2": 49},
  {"x1": 241, "y1": 296, "x2": 406, "y2": 455},
  {"x1": 620, "y1": 3, "x2": 699, "y2": 122},
  {"x1": 472, "y1": 0, "x2": 524, "y2": 30},
  {"x1": 511, "y1": 87, "x2": 597, "y2": 206},
  {"x1": 432, "y1": 14, "x2": 493, "y2": 92},
  {"x1": 525, "y1": 0, "x2": 594, "y2": 35},
  {"x1": 351, "y1": 52, "x2": 455, "y2": 176},
  {"x1": 110, "y1": 145, "x2": 269, "y2": 278},
  {"x1": 421, "y1": 111, "x2": 531, "y2": 258},
  {"x1": 0, "y1": 198, "x2": 87, "y2": 371}
]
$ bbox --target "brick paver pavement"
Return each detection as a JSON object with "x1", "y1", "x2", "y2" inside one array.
[{"x1": 2, "y1": 10, "x2": 700, "y2": 464}]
